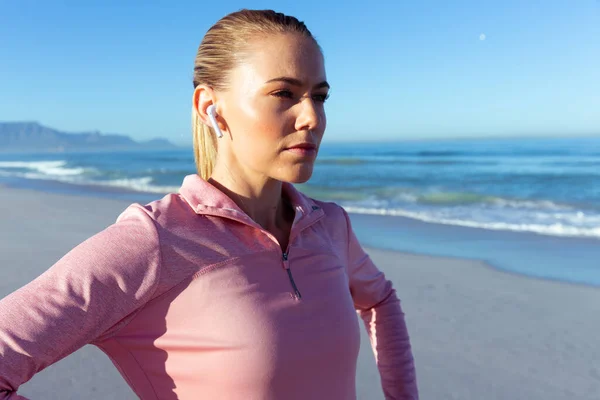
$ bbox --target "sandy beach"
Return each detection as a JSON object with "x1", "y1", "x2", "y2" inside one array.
[{"x1": 1, "y1": 186, "x2": 599, "y2": 399}]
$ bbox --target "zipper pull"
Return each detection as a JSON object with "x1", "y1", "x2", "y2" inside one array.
[{"x1": 282, "y1": 252, "x2": 302, "y2": 300}]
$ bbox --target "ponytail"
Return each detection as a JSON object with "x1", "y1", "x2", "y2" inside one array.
[{"x1": 191, "y1": 106, "x2": 218, "y2": 180}]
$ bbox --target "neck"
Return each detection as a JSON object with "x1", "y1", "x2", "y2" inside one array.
[{"x1": 208, "y1": 167, "x2": 292, "y2": 232}]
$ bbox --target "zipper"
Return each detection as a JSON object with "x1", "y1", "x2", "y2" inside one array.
[
  {"x1": 282, "y1": 252, "x2": 302, "y2": 300},
  {"x1": 279, "y1": 206, "x2": 324, "y2": 301},
  {"x1": 198, "y1": 203, "x2": 325, "y2": 302}
]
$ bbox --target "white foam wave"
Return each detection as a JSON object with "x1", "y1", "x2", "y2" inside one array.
[
  {"x1": 369, "y1": 187, "x2": 574, "y2": 211},
  {"x1": 0, "y1": 160, "x2": 90, "y2": 176},
  {"x1": 97, "y1": 177, "x2": 180, "y2": 194},
  {"x1": 0, "y1": 161, "x2": 65, "y2": 169},
  {"x1": 490, "y1": 198, "x2": 572, "y2": 211},
  {"x1": 1, "y1": 167, "x2": 179, "y2": 194},
  {"x1": 343, "y1": 206, "x2": 600, "y2": 239},
  {"x1": 38, "y1": 174, "x2": 177, "y2": 194}
]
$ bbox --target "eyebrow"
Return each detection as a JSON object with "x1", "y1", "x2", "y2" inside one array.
[{"x1": 265, "y1": 77, "x2": 330, "y2": 90}]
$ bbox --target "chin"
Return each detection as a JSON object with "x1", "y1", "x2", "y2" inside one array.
[
  {"x1": 287, "y1": 175, "x2": 312, "y2": 184},
  {"x1": 278, "y1": 164, "x2": 314, "y2": 184}
]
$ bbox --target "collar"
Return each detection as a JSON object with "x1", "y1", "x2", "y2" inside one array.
[{"x1": 178, "y1": 174, "x2": 324, "y2": 227}]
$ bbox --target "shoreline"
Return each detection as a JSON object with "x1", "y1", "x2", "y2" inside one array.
[
  {"x1": 348, "y1": 210, "x2": 600, "y2": 288},
  {"x1": 2, "y1": 177, "x2": 600, "y2": 288},
  {"x1": 367, "y1": 244, "x2": 600, "y2": 292}
]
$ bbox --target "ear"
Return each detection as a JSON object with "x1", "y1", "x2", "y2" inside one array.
[{"x1": 193, "y1": 85, "x2": 224, "y2": 130}]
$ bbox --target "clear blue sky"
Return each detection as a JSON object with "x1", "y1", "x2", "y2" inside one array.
[{"x1": 1, "y1": 0, "x2": 599, "y2": 144}]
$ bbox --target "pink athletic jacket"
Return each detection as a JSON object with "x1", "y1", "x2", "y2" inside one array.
[{"x1": 0, "y1": 174, "x2": 418, "y2": 399}]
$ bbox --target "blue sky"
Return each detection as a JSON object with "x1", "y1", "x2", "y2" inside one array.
[{"x1": 1, "y1": 0, "x2": 599, "y2": 144}]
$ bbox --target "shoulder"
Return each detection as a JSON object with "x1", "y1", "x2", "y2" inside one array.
[
  {"x1": 115, "y1": 192, "x2": 205, "y2": 248},
  {"x1": 111, "y1": 192, "x2": 197, "y2": 268},
  {"x1": 117, "y1": 192, "x2": 194, "y2": 227},
  {"x1": 108, "y1": 193, "x2": 200, "y2": 299}
]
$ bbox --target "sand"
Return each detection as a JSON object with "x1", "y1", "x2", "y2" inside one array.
[{"x1": 1, "y1": 186, "x2": 599, "y2": 399}]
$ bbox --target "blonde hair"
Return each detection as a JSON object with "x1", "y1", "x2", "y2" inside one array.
[{"x1": 191, "y1": 9, "x2": 320, "y2": 180}]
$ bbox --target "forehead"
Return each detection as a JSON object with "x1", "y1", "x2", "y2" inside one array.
[{"x1": 238, "y1": 33, "x2": 326, "y2": 85}]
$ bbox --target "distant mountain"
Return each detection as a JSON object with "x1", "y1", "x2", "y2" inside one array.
[{"x1": 0, "y1": 122, "x2": 179, "y2": 151}]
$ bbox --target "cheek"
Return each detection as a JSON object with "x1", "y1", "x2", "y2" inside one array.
[
  {"x1": 235, "y1": 97, "x2": 287, "y2": 138},
  {"x1": 251, "y1": 113, "x2": 285, "y2": 140},
  {"x1": 232, "y1": 105, "x2": 287, "y2": 165}
]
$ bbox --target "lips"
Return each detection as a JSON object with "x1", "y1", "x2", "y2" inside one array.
[
  {"x1": 287, "y1": 143, "x2": 317, "y2": 150},
  {"x1": 285, "y1": 142, "x2": 318, "y2": 158}
]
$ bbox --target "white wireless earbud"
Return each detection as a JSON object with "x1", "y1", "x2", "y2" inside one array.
[{"x1": 206, "y1": 105, "x2": 224, "y2": 138}]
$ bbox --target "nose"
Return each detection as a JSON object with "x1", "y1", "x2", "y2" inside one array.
[{"x1": 294, "y1": 97, "x2": 324, "y2": 134}]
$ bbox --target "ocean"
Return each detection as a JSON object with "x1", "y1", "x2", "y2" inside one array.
[{"x1": 1, "y1": 136, "x2": 599, "y2": 285}]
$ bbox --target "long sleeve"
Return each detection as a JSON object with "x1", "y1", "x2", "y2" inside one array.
[
  {"x1": 342, "y1": 209, "x2": 418, "y2": 400},
  {"x1": 0, "y1": 205, "x2": 162, "y2": 400}
]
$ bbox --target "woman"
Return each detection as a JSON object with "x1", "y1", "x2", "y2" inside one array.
[{"x1": 0, "y1": 9, "x2": 418, "y2": 400}]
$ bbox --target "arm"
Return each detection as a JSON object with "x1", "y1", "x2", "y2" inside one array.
[
  {"x1": 0, "y1": 205, "x2": 162, "y2": 399},
  {"x1": 342, "y1": 209, "x2": 418, "y2": 400}
]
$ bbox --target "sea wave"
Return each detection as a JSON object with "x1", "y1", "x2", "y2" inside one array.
[
  {"x1": 0, "y1": 160, "x2": 90, "y2": 176},
  {"x1": 489, "y1": 198, "x2": 574, "y2": 211},
  {"x1": 343, "y1": 206, "x2": 600, "y2": 239},
  {"x1": 92, "y1": 177, "x2": 181, "y2": 194},
  {"x1": 0, "y1": 169, "x2": 178, "y2": 194},
  {"x1": 367, "y1": 188, "x2": 579, "y2": 211},
  {"x1": 2, "y1": 154, "x2": 598, "y2": 239},
  {"x1": 23, "y1": 172, "x2": 180, "y2": 193},
  {"x1": 0, "y1": 160, "x2": 181, "y2": 193}
]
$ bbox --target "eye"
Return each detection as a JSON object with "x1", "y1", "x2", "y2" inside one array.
[
  {"x1": 313, "y1": 93, "x2": 330, "y2": 103},
  {"x1": 272, "y1": 90, "x2": 294, "y2": 99},
  {"x1": 271, "y1": 90, "x2": 330, "y2": 103}
]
